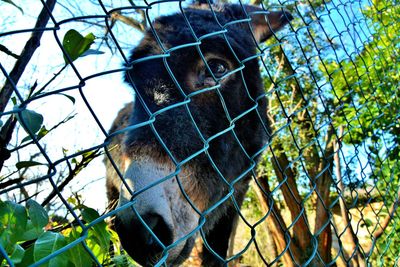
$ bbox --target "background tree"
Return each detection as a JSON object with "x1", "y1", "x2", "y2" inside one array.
[
  {"x1": 325, "y1": 1, "x2": 399, "y2": 264},
  {"x1": 234, "y1": 0, "x2": 399, "y2": 266}
]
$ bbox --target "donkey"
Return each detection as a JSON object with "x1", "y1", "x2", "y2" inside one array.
[{"x1": 106, "y1": 3, "x2": 292, "y2": 266}]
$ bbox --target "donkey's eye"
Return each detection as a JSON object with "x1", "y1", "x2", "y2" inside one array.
[{"x1": 207, "y1": 59, "x2": 229, "y2": 78}]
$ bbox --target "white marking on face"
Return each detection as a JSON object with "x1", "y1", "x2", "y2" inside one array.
[
  {"x1": 154, "y1": 91, "x2": 169, "y2": 105},
  {"x1": 117, "y1": 156, "x2": 199, "y2": 263}
]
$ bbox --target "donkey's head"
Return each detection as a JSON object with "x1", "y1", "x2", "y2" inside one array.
[{"x1": 106, "y1": 4, "x2": 292, "y2": 266}]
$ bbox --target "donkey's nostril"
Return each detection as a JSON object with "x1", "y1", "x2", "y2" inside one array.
[
  {"x1": 143, "y1": 213, "x2": 173, "y2": 247},
  {"x1": 114, "y1": 213, "x2": 173, "y2": 266},
  {"x1": 146, "y1": 235, "x2": 155, "y2": 246},
  {"x1": 145, "y1": 214, "x2": 160, "y2": 230}
]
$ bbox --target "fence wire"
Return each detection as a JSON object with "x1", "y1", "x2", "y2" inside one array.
[{"x1": 0, "y1": 0, "x2": 399, "y2": 266}]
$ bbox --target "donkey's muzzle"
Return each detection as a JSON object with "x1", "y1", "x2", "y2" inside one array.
[{"x1": 114, "y1": 212, "x2": 173, "y2": 266}]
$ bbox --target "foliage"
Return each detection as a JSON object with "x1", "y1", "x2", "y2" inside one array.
[
  {"x1": 2, "y1": 28, "x2": 101, "y2": 178},
  {"x1": 324, "y1": 4, "x2": 400, "y2": 262},
  {"x1": 62, "y1": 30, "x2": 104, "y2": 64},
  {"x1": 326, "y1": 1, "x2": 399, "y2": 145},
  {"x1": 328, "y1": 0, "x2": 400, "y2": 264},
  {"x1": 0, "y1": 198, "x2": 136, "y2": 267},
  {"x1": 0, "y1": 24, "x2": 120, "y2": 266}
]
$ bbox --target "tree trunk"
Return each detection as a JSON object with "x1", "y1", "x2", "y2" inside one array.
[
  {"x1": 253, "y1": 175, "x2": 301, "y2": 266},
  {"x1": 270, "y1": 144, "x2": 313, "y2": 257},
  {"x1": 0, "y1": 0, "x2": 57, "y2": 113},
  {"x1": 314, "y1": 126, "x2": 334, "y2": 265}
]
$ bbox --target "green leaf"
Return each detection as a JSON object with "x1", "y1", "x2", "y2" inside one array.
[
  {"x1": 112, "y1": 255, "x2": 130, "y2": 266},
  {"x1": 33, "y1": 232, "x2": 68, "y2": 267},
  {"x1": 81, "y1": 207, "x2": 100, "y2": 223},
  {"x1": 27, "y1": 200, "x2": 49, "y2": 229},
  {"x1": 16, "y1": 161, "x2": 44, "y2": 170},
  {"x1": 67, "y1": 196, "x2": 78, "y2": 206},
  {"x1": 21, "y1": 136, "x2": 30, "y2": 144},
  {"x1": 81, "y1": 207, "x2": 110, "y2": 255},
  {"x1": 62, "y1": 30, "x2": 96, "y2": 64},
  {"x1": 37, "y1": 127, "x2": 49, "y2": 139},
  {"x1": 0, "y1": 201, "x2": 28, "y2": 246},
  {"x1": 1, "y1": 0, "x2": 23, "y2": 14},
  {"x1": 364, "y1": 218, "x2": 373, "y2": 227},
  {"x1": 65, "y1": 228, "x2": 93, "y2": 267},
  {"x1": 10, "y1": 244, "x2": 25, "y2": 264},
  {"x1": 57, "y1": 93, "x2": 76, "y2": 104},
  {"x1": 19, "y1": 220, "x2": 43, "y2": 241},
  {"x1": 16, "y1": 109, "x2": 44, "y2": 135},
  {"x1": 16, "y1": 245, "x2": 34, "y2": 267},
  {"x1": 21, "y1": 126, "x2": 49, "y2": 143}
]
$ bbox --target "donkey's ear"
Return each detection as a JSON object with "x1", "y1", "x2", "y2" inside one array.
[{"x1": 244, "y1": 5, "x2": 293, "y2": 43}]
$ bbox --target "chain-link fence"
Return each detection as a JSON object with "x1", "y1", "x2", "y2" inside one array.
[{"x1": 0, "y1": 0, "x2": 399, "y2": 266}]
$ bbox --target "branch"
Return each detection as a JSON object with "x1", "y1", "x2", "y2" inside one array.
[
  {"x1": 110, "y1": 11, "x2": 146, "y2": 32},
  {"x1": 0, "y1": 177, "x2": 23, "y2": 190},
  {"x1": 0, "y1": 0, "x2": 57, "y2": 113},
  {"x1": 9, "y1": 113, "x2": 76, "y2": 154},
  {"x1": 41, "y1": 149, "x2": 102, "y2": 206},
  {"x1": 0, "y1": 44, "x2": 20, "y2": 59},
  {"x1": 0, "y1": 116, "x2": 17, "y2": 172},
  {"x1": 128, "y1": 0, "x2": 147, "y2": 29},
  {"x1": 314, "y1": 125, "x2": 335, "y2": 263},
  {"x1": 33, "y1": 64, "x2": 67, "y2": 95}
]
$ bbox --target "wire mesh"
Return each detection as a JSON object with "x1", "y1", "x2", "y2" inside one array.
[{"x1": 0, "y1": 0, "x2": 399, "y2": 266}]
